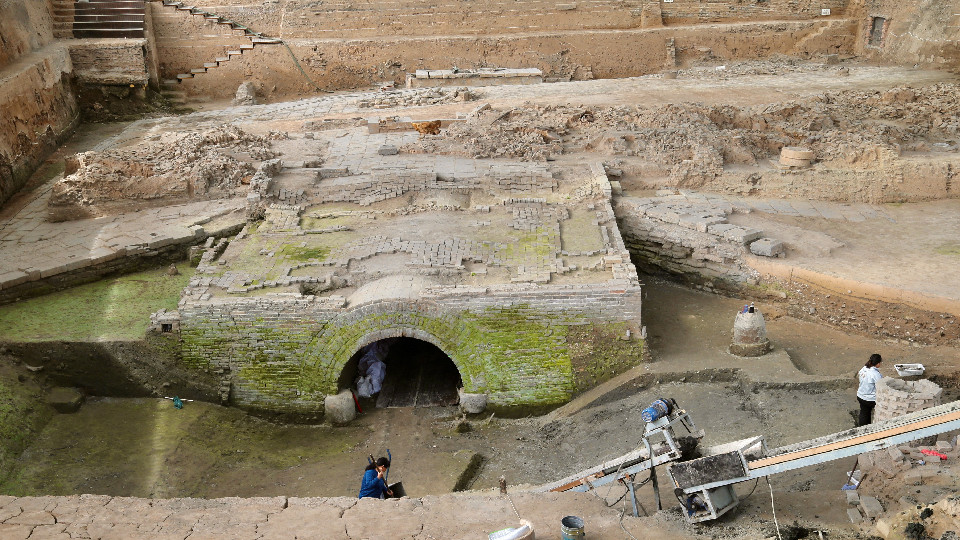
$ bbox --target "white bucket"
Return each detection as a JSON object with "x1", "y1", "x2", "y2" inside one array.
[{"x1": 894, "y1": 363, "x2": 925, "y2": 377}]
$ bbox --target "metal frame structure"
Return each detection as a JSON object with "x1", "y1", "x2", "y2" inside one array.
[
  {"x1": 537, "y1": 402, "x2": 704, "y2": 516},
  {"x1": 669, "y1": 401, "x2": 960, "y2": 523}
]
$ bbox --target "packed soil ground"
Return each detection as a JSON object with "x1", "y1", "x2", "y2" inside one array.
[{"x1": 4, "y1": 274, "x2": 958, "y2": 538}]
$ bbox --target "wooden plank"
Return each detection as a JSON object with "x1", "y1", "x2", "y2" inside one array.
[
  {"x1": 749, "y1": 409, "x2": 960, "y2": 469},
  {"x1": 551, "y1": 473, "x2": 603, "y2": 493}
]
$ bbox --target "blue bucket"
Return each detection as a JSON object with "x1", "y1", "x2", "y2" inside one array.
[{"x1": 561, "y1": 515, "x2": 585, "y2": 539}]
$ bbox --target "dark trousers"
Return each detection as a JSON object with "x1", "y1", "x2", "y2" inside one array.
[{"x1": 857, "y1": 397, "x2": 876, "y2": 427}]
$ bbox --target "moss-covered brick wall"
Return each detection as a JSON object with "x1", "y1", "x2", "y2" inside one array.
[{"x1": 179, "y1": 284, "x2": 643, "y2": 416}]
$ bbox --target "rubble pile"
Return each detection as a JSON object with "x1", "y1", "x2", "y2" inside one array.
[
  {"x1": 357, "y1": 86, "x2": 474, "y2": 109},
  {"x1": 48, "y1": 126, "x2": 277, "y2": 220},
  {"x1": 405, "y1": 83, "x2": 960, "y2": 193},
  {"x1": 676, "y1": 57, "x2": 835, "y2": 79}
]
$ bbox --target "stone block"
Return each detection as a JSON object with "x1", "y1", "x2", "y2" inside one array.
[
  {"x1": 936, "y1": 440, "x2": 952, "y2": 452},
  {"x1": 846, "y1": 490, "x2": 860, "y2": 505},
  {"x1": 875, "y1": 517, "x2": 892, "y2": 538},
  {"x1": 458, "y1": 391, "x2": 488, "y2": 414},
  {"x1": 678, "y1": 214, "x2": 726, "y2": 233},
  {"x1": 324, "y1": 390, "x2": 357, "y2": 425},
  {"x1": 859, "y1": 495, "x2": 884, "y2": 518},
  {"x1": 378, "y1": 145, "x2": 398, "y2": 156},
  {"x1": 707, "y1": 223, "x2": 738, "y2": 235},
  {"x1": 47, "y1": 387, "x2": 84, "y2": 413},
  {"x1": 847, "y1": 507, "x2": 863, "y2": 524},
  {"x1": 781, "y1": 147, "x2": 815, "y2": 160},
  {"x1": 779, "y1": 156, "x2": 812, "y2": 167},
  {"x1": 724, "y1": 227, "x2": 763, "y2": 245},
  {"x1": 749, "y1": 238, "x2": 784, "y2": 257}
]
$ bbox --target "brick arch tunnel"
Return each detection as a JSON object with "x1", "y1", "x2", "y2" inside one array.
[{"x1": 337, "y1": 334, "x2": 463, "y2": 408}]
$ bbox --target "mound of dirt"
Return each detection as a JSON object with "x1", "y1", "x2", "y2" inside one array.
[
  {"x1": 47, "y1": 126, "x2": 277, "y2": 221},
  {"x1": 402, "y1": 83, "x2": 960, "y2": 198}
]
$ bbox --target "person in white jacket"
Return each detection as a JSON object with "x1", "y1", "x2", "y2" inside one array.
[{"x1": 857, "y1": 354, "x2": 883, "y2": 426}]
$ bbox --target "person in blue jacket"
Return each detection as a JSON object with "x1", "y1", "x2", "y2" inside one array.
[{"x1": 359, "y1": 457, "x2": 393, "y2": 499}]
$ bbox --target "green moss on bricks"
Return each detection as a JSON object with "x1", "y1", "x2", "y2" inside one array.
[
  {"x1": 181, "y1": 300, "x2": 633, "y2": 414},
  {"x1": 0, "y1": 371, "x2": 53, "y2": 485},
  {"x1": 281, "y1": 245, "x2": 330, "y2": 262},
  {"x1": 567, "y1": 324, "x2": 645, "y2": 394}
]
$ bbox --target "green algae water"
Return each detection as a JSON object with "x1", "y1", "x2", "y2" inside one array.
[{"x1": 0, "y1": 265, "x2": 192, "y2": 342}]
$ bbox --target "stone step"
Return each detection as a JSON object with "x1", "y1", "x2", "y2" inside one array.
[
  {"x1": 239, "y1": 43, "x2": 254, "y2": 50},
  {"x1": 176, "y1": 73, "x2": 195, "y2": 80},
  {"x1": 251, "y1": 38, "x2": 281, "y2": 44},
  {"x1": 203, "y1": 62, "x2": 219, "y2": 68},
  {"x1": 227, "y1": 50, "x2": 243, "y2": 57},
  {"x1": 215, "y1": 57, "x2": 229, "y2": 63},
  {"x1": 190, "y1": 67, "x2": 207, "y2": 74},
  {"x1": 161, "y1": 79, "x2": 181, "y2": 86},
  {"x1": 73, "y1": 28, "x2": 145, "y2": 38}
]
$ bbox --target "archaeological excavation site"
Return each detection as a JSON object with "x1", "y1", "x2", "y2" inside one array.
[{"x1": 2, "y1": 0, "x2": 960, "y2": 538}]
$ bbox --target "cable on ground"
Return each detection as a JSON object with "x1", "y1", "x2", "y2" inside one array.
[{"x1": 767, "y1": 476, "x2": 782, "y2": 540}]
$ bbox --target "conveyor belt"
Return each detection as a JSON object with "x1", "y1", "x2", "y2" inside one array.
[{"x1": 678, "y1": 401, "x2": 960, "y2": 494}]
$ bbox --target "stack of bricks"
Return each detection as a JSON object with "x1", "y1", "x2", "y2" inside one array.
[{"x1": 874, "y1": 378, "x2": 942, "y2": 422}]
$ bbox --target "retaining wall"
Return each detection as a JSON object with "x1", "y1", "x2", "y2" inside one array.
[
  {"x1": 852, "y1": 0, "x2": 960, "y2": 70},
  {"x1": 0, "y1": 2, "x2": 78, "y2": 209},
  {"x1": 179, "y1": 285, "x2": 644, "y2": 416},
  {"x1": 154, "y1": 18, "x2": 856, "y2": 97},
  {"x1": 148, "y1": 0, "x2": 851, "y2": 39}
]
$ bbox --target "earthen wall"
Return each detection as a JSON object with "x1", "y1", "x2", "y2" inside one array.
[
  {"x1": 0, "y1": 2, "x2": 79, "y2": 209},
  {"x1": 0, "y1": 0, "x2": 55, "y2": 70},
  {"x1": 148, "y1": 0, "x2": 850, "y2": 39},
  {"x1": 852, "y1": 0, "x2": 960, "y2": 69},
  {"x1": 658, "y1": 0, "x2": 849, "y2": 24},
  {"x1": 155, "y1": 19, "x2": 856, "y2": 97},
  {"x1": 0, "y1": 47, "x2": 78, "y2": 208}
]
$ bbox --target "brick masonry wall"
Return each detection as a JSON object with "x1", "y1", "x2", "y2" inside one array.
[
  {"x1": 874, "y1": 378, "x2": 942, "y2": 422},
  {"x1": 178, "y1": 284, "x2": 643, "y2": 415},
  {"x1": 616, "y1": 205, "x2": 759, "y2": 287}
]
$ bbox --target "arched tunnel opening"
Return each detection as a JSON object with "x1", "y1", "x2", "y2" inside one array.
[{"x1": 338, "y1": 338, "x2": 463, "y2": 408}]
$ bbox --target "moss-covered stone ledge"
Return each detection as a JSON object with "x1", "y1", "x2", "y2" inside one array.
[{"x1": 178, "y1": 282, "x2": 644, "y2": 418}]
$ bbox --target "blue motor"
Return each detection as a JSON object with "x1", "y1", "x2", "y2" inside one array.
[{"x1": 641, "y1": 398, "x2": 672, "y2": 423}]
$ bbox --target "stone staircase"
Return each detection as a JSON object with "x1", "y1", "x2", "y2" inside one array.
[
  {"x1": 153, "y1": 0, "x2": 282, "y2": 92},
  {"x1": 54, "y1": 0, "x2": 147, "y2": 39},
  {"x1": 51, "y1": 0, "x2": 75, "y2": 38}
]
